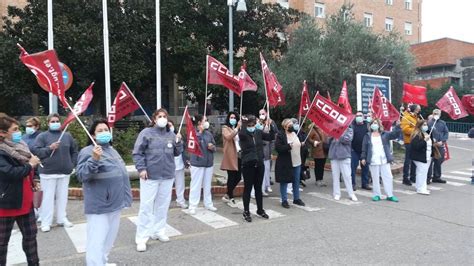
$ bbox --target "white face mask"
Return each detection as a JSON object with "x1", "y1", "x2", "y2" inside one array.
[
  {"x1": 433, "y1": 115, "x2": 440, "y2": 120},
  {"x1": 203, "y1": 121, "x2": 210, "y2": 130},
  {"x1": 259, "y1": 114, "x2": 266, "y2": 120},
  {"x1": 169, "y1": 126, "x2": 175, "y2": 132},
  {"x1": 156, "y1": 117, "x2": 168, "y2": 128}
]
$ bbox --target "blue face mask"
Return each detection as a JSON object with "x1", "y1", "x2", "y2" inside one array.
[
  {"x1": 11, "y1": 131, "x2": 22, "y2": 143},
  {"x1": 293, "y1": 124, "x2": 300, "y2": 131},
  {"x1": 96, "y1": 132, "x2": 112, "y2": 144},
  {"x1": 229, "y1": 118, "x2": 237, "y2": 126},
  {"x1": 366, "y1": 117, "x2": 372, "y2": 123},
  {"x1": 422, "y1": 125, "x2": 429, "y2": 132},
  {"x1": 247, "y1": 127, "x2": 256, "y2": 133},
  {"x1": 25, "y1": 127, "x2": 36, "y2": 135},
  {"x1": 49, "y1": 122, "x2": 61, "y2": 131},
  {"x1": 256, "y1": 123, "x2": 264, "y2": 130},
  {"x1": 370, "y1": 124, "x2": 379, "y2": 131},
  {"x1": 355, "y1": 116, "x2": 364, "y2": 123}
]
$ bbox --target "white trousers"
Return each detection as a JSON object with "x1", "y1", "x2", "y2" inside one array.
[
  {"x1": 174, "y1": 169, "x2": 186, "y2": 205},
  {"x1": 331, "y1": 159, "x2": 354, "y2": 197},
  {"x1": 135, "y1": 178, "x2": 174, "y2": 245},
  {"x1": 86, "y1": 210, "x2": 121, "y2": 266},
  {"x1": 39, "y1": 174, "x2": 70, "y2": 227},
  {"x1": 414, "y1": 160, "x2": 430, "y2": 192},
  {"x1": 189, "y1": 166, "x2": 214, "y2": 209},
  {"x1": 263, "y1": 160, "x2": 271, "y2": 191},
  {"x1": 369, "y1": 164, "x2": 394, "y2": 197}
]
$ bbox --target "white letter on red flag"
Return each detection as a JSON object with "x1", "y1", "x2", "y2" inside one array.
[{"x1": 436, "y1": 86, "x2": 468, "y2": 120}]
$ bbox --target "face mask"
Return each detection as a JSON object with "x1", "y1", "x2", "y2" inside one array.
[
  {"x1": 203, "y1": 121, "x2": 210, "y2": 130},
  {"x1": 169, "y1": 127, "x2": 175, "y2": 133},
  {"x1": 156, "y1": 117, "x2": 168, "y2": 128},
  {"x1": 11, "y1": 131, "x2": 22, "y2": 143},
  {"x1": 370, "y1": 124, "x2": 379, "y2": 131},
  {"x1": 433, "y1": 115, "x2": 440, "y2": 120},
  {"x1": 366, "y1": 117, "x2": 372, "y2": 123},
  {"x1": 229, "y1": 118, "x2": 237, "y2": 126},
  {"x1": 422, "y1": 125, "x2": 429, "y2": 132},
  {"x1": 25, "y1": 127, "x2": 36, "y2": 135},
  {"x1": 259, "y1": 114, "x2": 266, "y2": 120},
  {"x1": 287, "y1": 125, "x2": 294, "y2": 133},
  {"x1": 49, "y1": 122, "x2": 61, "y2": 131},
  {"x1": 355, "y1": 117, "x2": 364, "y2": 123},
  {"x1": 247, "y1": 127, "x2": 256, "y2": 133},
  {"x1": 256, "y1": 123, "x2": 263, "y2": 130},
  {"x1": 96, "y1": 131, "x2": 112, "y2": 144},
  {"x1": 293, "y1": 124, "x2": 300, "y2": 131}
]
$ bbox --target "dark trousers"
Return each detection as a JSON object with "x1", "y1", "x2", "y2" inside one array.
[
  {"x1": 428, "y1": 147, "x2": 445, "y2": 179},
  {"x1": 313, "y1": 158, "x2": 327, "y2": 181},
  {"x1": 241, "y1": 162, "x2": 265, "y2": 213},
  {"x1": 226, "y1": 158, "x2": 242, "y2": 199},
  {"x1": 403, "y1": 143, "x2": 417, "y2": 180},
  {"x1": 351, "y1": 150, "x2": 369, "y2": 187},
  {"x1": 0, "y1": 209, "x2": 39, "y2": 266}
]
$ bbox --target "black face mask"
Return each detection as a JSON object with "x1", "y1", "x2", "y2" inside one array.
[{"x1": 287, "y1": 127, "x2": 294, "y2": 133}]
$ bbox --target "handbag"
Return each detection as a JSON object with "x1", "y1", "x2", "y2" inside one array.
[
  {"x1": 30, "y1": 173, "x2": 43, "y2": 209},
  {"x1": 432, "y1": 145, "x2": 441, "y2": 160}
]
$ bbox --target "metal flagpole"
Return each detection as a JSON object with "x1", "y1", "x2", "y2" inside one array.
[
  {"x1": 123, "y1": 83, "x2": 152, "y2": 122},
  {"x1": 297, "y1": 92, "x2": 318, "y2": 135},
  {"x1": 64, "y1": 101, "x2": 97, "y2": 146},
  {"x1": 239, "y1": 91, "x2": 243, "y2": 115},
  {"x1": 260, "y1": 54, "x2": 270, "y2": 119},
  {"x1": 177, "y1": 105, "x2": 188, "y2": 134},
  {"x1": 303, "y1": 123, "x2": 315, "y2": 144},
  {"x1": 156, "y1": 0, "x2": 162, "y2": 109},
  {"x1": 47, "y1": 0, "x2": 57, "y2": 114},
  {"x1": 102, "y1": 0, "x2": 112, "y2": 117},
  {"x1": 49, "y1": 124, "x2": 70, "y2": 158},
  {"x1": 204, "y1": 55, "x2": 209, "y2": 117}
]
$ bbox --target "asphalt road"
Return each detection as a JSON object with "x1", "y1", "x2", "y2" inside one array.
[{"x1": 9, "y1": 136, "x2": 473, "y2": 265}]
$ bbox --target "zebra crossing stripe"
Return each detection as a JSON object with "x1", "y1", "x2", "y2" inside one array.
[
  {"x1": 450, "y1": 171, "x2": 472, "y2": 176},
  {"x1": 341, "y1": 188, "x2": 383, "y2": 199},
  {"x1": 7, "y1": 229, "x2": 26, "y2": 264},
  {"x1": 393, "y1": 179, "x2": 442, "y2": 190},
  {"x1": 445, "y1": 180, "x2": 466, "y2": 186},
  {"x1": 307, "y1": 192, "x2": 362, "y2": 205},
  {"x1": 64, "y1": 223, "x2": 88, "y2": 253},
  {"x1": 444, "y1": 174, "x2": 471, "y2": 182},
  {"x1": 128, "y1": 216, "x2": 182, "y2": 238},
  {"x1": 236, "y1": 201, "x2": 286, "y2": 218},
  {"x1": 182, "y1": 208, "x2": 239, "y2": 229},
  {"x1": 268, "y1": 197, "x2": 324, "y2": 212}
]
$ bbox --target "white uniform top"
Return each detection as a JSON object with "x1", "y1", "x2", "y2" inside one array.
[
  {"x1": 426, "y1": 138, "x2": 432, "y2": 162},
  {"x1": 370, "y1": 135, "x2": 387, "y2": 165},
  {"x1": 174, "y1": 154, "x2": 184, "y2": 171},
  {"x1": 287, "y1": 132, "x2": 301, "y2": 167},
  {"x1": 234, "y1": 133, "x2": 241, "y2": 153}
]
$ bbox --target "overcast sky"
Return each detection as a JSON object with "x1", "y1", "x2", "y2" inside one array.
[{"x1": 422, "y1": 0, "x2": 474, "y2": 43}]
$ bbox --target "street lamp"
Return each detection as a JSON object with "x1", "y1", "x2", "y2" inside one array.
[{"x1": 228, "y1": 0, "x2": 247, "y2": 112}]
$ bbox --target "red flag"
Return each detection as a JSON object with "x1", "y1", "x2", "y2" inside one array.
[
  {"x1": 307, "y1": 92, "x2": 355, "y2": 139},
  {"x1": 108, "y1": 82, "x2": 140, "y2": 127},
  {"x1": 18, "y1": 45, "x2": 68, "y2": 106},
  {"x1": 337, "y1": 80, "x2": 352, "y2": 113},
  {"x1": 260, "y1": 53, "x2": 285, "y2": 107},
  {"x1": 207, "y1": 55, "x2": 241, "y2": 96},
  {"x1": 238, "y1": 61, "x2": 258, "y2": 93},
  {"x1": 461, "y1": 94, "x2": 474, "y2": 116},
  {"x1": 61, "y1": 83, "x2": 94, "y2": 129},
  {"x1": 371, "y1": 87, "x2": 400, "y2": 130},
  {"x1": 402, "y1": 83, "x2": 428, "y2": 106},
  {"x1": 185, "y1": 110, "x2": 203, "y2": 157},
  {"x1": 298, "y1": 80, "x2": 311, "y2": 118},
  {"x1": 436, "y1": 86, "x2": 468, "y2": 120}
]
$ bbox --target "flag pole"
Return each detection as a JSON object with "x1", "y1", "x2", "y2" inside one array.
[
  {"x1": 65, "y1": 101, "x2": 97, "y2": 146},
  {"x1": 123, "y1": 82, "x2": 152, "y2": 122},
  {"x1": 204, "y1": 55, "x2": 209, "y2": 117},
  {"x1": 239, "y1": 91, "x2": 244, "y2": 115},
  {"x1": 297, "y1": 91, "x2": 318, "y2": 135},
  {"x1": 260, "y1": 53, "x2": 270, "y2": 119},
  {"x1": 177, "y1": 105, "x2": 188, "y2": 135},
  {"x1": 303, "y1": 123, "x2": 315, "y2": 143},
  {"x1": 298, "y1": 80, "x2": 306, "y2": 126},
  {"x1": 49, "y1": 123, "x2": 70, "y2": 158}
]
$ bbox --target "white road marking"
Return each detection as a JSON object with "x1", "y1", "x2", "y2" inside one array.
[
  {"x1": 449, "y1": 171, "x2": 472, "y2": 177},
  {"x1": 443, "y1": 174, "x2": 471, "y2": 182},
  {"x1": 128, "y1": 216, "x2": 182, "y2": 238},
  {"x1": 236, "y1": 201, "x2": 286, "y2": 219},
  {"x1": 7, "y1": 229, "x2": 26, "y2": 264},
  {"x1": 307, "y1": 192, "x2": 362, "y2": 205},
  {"x1": 268, "y1": 197, "x2": 324, "y2": 212},
  {"x1": 64, "y1": 223, "x2": 88, "y2": 253},
  {"x1": 182, "y1": 208, "x2": 238, "y2": 229}
]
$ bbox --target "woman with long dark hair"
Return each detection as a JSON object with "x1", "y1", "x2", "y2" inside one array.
[{"x1": 409, "y1": 120, "x2": 436, "y2": 195}]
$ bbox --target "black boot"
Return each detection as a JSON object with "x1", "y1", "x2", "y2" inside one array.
[{"x1": 243, "y1": 211, "x2": 252, "y2": 222}]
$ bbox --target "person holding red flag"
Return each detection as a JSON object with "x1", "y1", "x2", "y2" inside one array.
[
  {"x1": 400, "y1": 104, "x2": 421, "y2": 186},
  {"x1": 338, "y1": 81, "x2": 352, "y2": 114},
  {"x1": 427, "y1": 109, "x2": 449, "y2": 184},
  {"x1": 133, "y1": 108, "x2": 183, "y2": 252},
  {"x1": 351, "y1": 111, "x2": 370, "y2": 191},
  {"x1": 188, "y1": 115, "x2": 217, "y2": 215}
]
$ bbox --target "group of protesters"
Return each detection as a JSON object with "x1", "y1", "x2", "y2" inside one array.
[{"x1": 0, "y1": 101, "x2": 461, "y2": 265}]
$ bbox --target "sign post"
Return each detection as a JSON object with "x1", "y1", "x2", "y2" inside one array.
[{"x1": 356, "y1": 74, "x2": 391, "y2": 114}]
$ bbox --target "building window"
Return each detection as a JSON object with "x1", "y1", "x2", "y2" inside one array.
[
  {"x1": 385, "y1": 0, "x2": 393, "y2": 5},
  {"x1": 385, "y1": 18, "x2": 394, "y2": 31},
  {"x1": 315, "y1": 3, "x2": 325, "y2": 18},
  {"x1": 405, "y1": 0, "x2": 412, "y2": 10},
  {"x1": 405, "y1": 22, "x2": 412, "y2": 35},
  {"x1": 364, "y1": 13, "x2": 373, "y2": 27}
]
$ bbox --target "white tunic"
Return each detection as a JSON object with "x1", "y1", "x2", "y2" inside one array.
[
  {"x1": 287, "y1": 132, "x2": 301, "y2": 167},
  {"x1": 370, "y1": 135, "x2": 387, "y2": 165}
]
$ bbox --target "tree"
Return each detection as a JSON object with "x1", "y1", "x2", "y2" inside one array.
[
  {"x1": 273, "y1": 5, "x2": 415, "y2": 119},
  {"x1": 0, "y1": 0, "x2": 301, "y2": 115},
  {"x1": 422, "y1": 83, "x2": 473, "y2": 123}
]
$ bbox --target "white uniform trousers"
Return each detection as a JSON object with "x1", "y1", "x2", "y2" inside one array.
[
  {"x1": 174, "y1": 169, "x2": 186, "y2": 205},
  {"x1": 39, "y1": 174, "x2": 70, "y2": 227},
  {"x1": 331, "y1": 159, "x2": 354, "y2": 197},
  {"x1": 369, "y1": 163, "x2": 394, "y2": 197},
  {"x1": 414, "y1": 160, "x2": 430, "y2": 192},
  {"x1": 262, "y1": 160, "x2": 271, "y2": 191},
  {"x1": 135, "y1": 178, "x2": 174, "y2": 245},
  {"x1": 189, "y1": 166, "x2": 214, "y2": 209},
  {"x1": 86, "y1": 210, "x2": 121, "y2": 266}
]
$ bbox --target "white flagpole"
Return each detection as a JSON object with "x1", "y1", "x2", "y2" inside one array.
[
  {"x1": 65, "y1": 101, "x2": 97, "y2": 146},
  {"x1": 123, "y1": 82, "x2": 152, "y2": 122},
  {"x1": 239, "y1": 91, "x2": 244, "y2": 115},
  {"x1": 47, "y1": 0, "x2": 57, "y2": 114},
  {"x1": 177, "y1": 105, "x2": 188, "y2": 134},
  {"x1": 49, "y1": 124, "x2": 70, "y2": 158},
  {"x1": 303, "y1": 123, "x2": 315, "y2": 143},
  {"x1": 260, "y1": 53, "x2": 270, "y2": 119},
  {"x1": 156, "y1": 0, "x2": 162, "y2": 109},
  {"x1": 298, "y1": 80, "x2": 306, "y2": 126},
  {"x1": 297, "y1": 92, "x2": 318, "y2": 135},
  {"x1": 102, "y1": 0, "x2": 112, "y2": 117},
  {"x1": 204, "y1": 55, "x2": 209, "y2": 117}
]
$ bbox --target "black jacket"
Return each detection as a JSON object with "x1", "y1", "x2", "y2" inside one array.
[
  {"x1": 0, "y1": 150, "x2": 32, "y2": 209},
  {"x1": 275, "y1": 131, "x2": 295, "y2": 184},
  {"x1": 409, "y1": 132, "x2": 434, "y2": 163},
  {"x1": 239, "y1": 129, "x2": 274, "y2": 167}
]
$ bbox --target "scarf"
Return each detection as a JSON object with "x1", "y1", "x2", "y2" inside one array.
[{"x1": 0, "y1": 139, "x2": 32, "y2": 163}]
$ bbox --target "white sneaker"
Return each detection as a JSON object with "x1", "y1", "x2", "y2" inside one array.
[
  {"x1": 151, "y1": 233, "x2": 170, "y2": 242},
  {"x1": 58, "y1": 219, "x2": 74, "y2": 228},
  {"x1": 262, "y1": 191, "x2": 269, "y2": 197},
  {"x1": 177, "y1": 202, "x2": 188, "y2": 209},
  {"x1": 221, "y1": 195, "x2": 230, "y2": 203},
  {"x1": 206, "y1": 206, "x2": 217, "y2": 212},
  {"x1": 299, "y1": 188, "x2": 303, "y2": 192},
  {"x1": 350, "y1": 195, "x2": 358, "y2": 201},
  {"x1": 267, "y1": 187, "x2": 273, "y2": 193},
  {"x1": 136, "y1": 243, "x2": 147, "y2": 252},
  {"x1": 334, "y1": 195, "x2": 341, "y2": 201},
  {"x1": 227, "y1": 198, "x2": 238, "y2": 208},
  {"x1": 287, "y1": 190, "x2": 293, "y2": 195},
  {"x1": 417, "y1": 190, "x2": 430, "y2": 195},
  {"x1": 41, "y1": 226, "x2": 51, "y2": 232},
  {"x1": 188, "y1": 208, "x2": 196, "y2": 215},
  {"x1": 251, "y1": 193, "x2": 256, "y2": 199}
]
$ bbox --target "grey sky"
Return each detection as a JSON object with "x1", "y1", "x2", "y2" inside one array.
[{"x1": 422, "y1": 0, "x2": 474, "y2": 43}]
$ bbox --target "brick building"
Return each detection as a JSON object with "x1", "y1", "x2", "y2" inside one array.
[
  {"x1": 266, "y1": 0, "x2": 422, "y2": 44},
  {"x1": 410, "y1": 38, "x2": 474, "y2": 89},
  {"x1": 0, "y1": 0, "x2": 26, "y2": 28}
]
